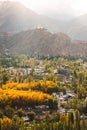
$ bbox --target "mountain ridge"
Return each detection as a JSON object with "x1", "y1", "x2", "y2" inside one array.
[{"x1": 2, "y1": 28, "x2": 86, "y2": 58}]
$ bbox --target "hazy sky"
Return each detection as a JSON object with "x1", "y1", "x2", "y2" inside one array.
[{"x1": 0, "y1": 0, "x2": 87, "y2": 20}]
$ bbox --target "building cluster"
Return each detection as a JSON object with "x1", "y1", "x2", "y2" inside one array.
[{"x1": 6, "y1": 63, "x2": 73, "y2": 85}]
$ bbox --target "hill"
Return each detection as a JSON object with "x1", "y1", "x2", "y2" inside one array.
[{"x1": 5, "y1": 28, "x2": 87, "y2": 58}]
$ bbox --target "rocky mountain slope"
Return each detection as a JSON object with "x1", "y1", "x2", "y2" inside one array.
[{"x1": 4, "y1": 28, "x2": 87, "y2": 58}]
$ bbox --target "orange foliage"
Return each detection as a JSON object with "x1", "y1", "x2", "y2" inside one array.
[
  {"x1": 0, "y1": 89, "x2": 52, "y2": 107},
  {"x1": 2, "y1": 81, "x2": 58, "y2": 93},
  {"x1": 0, "y1": 117, "x2": 12, "y2": 130}
]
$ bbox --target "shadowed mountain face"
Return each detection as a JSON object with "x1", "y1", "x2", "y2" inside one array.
[{"x1": 2, "y1": 28, "x2": 86, "y2": 58}]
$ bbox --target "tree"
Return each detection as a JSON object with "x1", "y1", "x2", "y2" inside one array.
[
  {"x1": 48, "y1": 98, "x2": 58, "y2": 109},
  {"x1": 27, "y1": 111, "x2": 36, "y2": 121},
  {"x1": 0, "y1": 71, "x2": 10, "y2": 85},
  {"x1": 5, "y1": 105, "x2": 14, "y2": 118}
]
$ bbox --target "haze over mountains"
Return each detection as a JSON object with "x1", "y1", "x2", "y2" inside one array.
[
  {"x1": 67, "y1": 14, "x2": 87, "y2": 40},
  {"x1": 0, "y1": 1, "x2": 87, "y2": 40},
  {"x1": 0, "y1": 1, "x2": 65, "y2": 33},
  {"x1": 0, "y1": 1, "x2": 87, "y2": 58}
]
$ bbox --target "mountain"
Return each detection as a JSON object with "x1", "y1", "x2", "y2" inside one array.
[
  {"x1": 4, "y1": 28, "x2": 87, "y2": 58},
  {"x1": 67, "y1": 14, "x2": 87, "y2": 40},
  {"x1": 0, "y1": 1, "x2": 65, "y2": 33},
  {"x1": 0, "y1": 1, "x2": 87, "y2": 41}
]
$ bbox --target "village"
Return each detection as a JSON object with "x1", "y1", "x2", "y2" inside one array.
[{"x1": 0, "y1": 56, "x2": 87, "y2": 123}]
